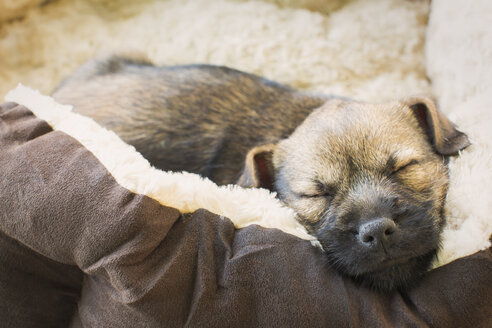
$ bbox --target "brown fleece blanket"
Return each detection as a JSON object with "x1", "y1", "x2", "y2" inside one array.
[{"x1": 1, "y1": 101, "x2": 492, "y2": 327}]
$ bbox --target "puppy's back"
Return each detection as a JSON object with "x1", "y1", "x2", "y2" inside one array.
[{"x1": 53, "y1": 56, "x2": 327, "y2": 184}]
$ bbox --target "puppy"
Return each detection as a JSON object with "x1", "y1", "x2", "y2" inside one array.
[{"x1": 53, "y1": 56, "x2": 470, "y2": 291}]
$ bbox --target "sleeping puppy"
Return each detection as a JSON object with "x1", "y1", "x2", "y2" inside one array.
[{"x1": 53, "y1": 56, "x2": 470, "y2": 291}]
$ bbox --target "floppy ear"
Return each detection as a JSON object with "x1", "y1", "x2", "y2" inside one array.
[
  {"x1": 237, "y1": 144, "x2": 276, "y2": 190},
  {"x1": 404, "y1": 96, "x2": 471, "y2": 156}
]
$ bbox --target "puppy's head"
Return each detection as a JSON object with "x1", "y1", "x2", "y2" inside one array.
[{"x1": 238, "y1": 96, "x2": 470, "y2": 291}]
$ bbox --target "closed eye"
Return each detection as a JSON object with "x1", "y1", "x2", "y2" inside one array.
[
  {"x1": 299, "y1": 191, "x2": 333, "y2": 199},
  {"x1": 298, "y1": 181, "x2": 336, "y2": 199},
  {"x1": 392, "y1": 159, "x2": 419, "y2": 174}
]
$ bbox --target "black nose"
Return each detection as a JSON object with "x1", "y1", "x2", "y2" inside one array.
[{"x1": 358, "y1": 218, "x2": 397, "y2": 249}]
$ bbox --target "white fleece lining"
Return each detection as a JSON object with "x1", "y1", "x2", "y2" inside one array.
[{"x1": 5, "y1": 84, "x2": 315, "y2": 241}]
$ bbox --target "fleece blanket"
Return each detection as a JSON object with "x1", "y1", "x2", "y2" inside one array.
[{"x1": 1, "y1": 94, "x2": 492, "y2": 327}]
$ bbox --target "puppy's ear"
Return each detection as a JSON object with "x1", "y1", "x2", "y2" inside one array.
[
  {"x1": 404, "y1": 96, "x2": 471, "y2": 156},
  {"x1": 237, "y1": 144, "x2": 276, "y2": 190}
]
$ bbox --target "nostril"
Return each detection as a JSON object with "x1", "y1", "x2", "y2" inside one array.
[{"x1": 362, "y1": 235, "x2": 374, "y2": 243}]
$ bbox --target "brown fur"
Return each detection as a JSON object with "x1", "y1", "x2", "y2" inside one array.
[
  {"x1": 53, "y1": 56, "x2": 470, "y2": 291},
  {"x1": 53, "y1": 56, "x2": 328, "y2": 185}
]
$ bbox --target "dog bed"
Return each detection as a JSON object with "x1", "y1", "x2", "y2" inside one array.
[
  {"x1": 1, "y1": 0, "x2": 491, "y2": 327},
  {"x1": 1, "y1": 86, "x2": 491, "y2": 327}
]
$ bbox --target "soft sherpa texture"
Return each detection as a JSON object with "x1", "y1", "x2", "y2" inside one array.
[
  {"x1": 426, "y1": 0, "x2": 492, "y2": 110},
  {"x1": 1, "y1": 0, "x2": 491, "y2": 267},
  {"x1": 425, "y1": 0, "x2": 492, "y2": 266},
  {"x1": 0, "y1": 0, "x2": 430, "y2": 100}
]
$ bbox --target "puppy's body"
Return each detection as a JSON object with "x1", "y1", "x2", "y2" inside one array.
[
  {"x1": 53, "y1": 56, "x2": 470, "y2": 291},
  {"x1": 53, "y1": 57, "x2": 328, "y2": 185}
]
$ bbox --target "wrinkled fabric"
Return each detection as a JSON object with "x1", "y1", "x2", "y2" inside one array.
[{"x1": 1, "y1": 102, "x2": 491, "y2": 328}]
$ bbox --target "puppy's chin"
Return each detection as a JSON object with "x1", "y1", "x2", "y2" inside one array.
[
  {"x1": 352, "y1": 250, "x2": 437, "y2": 292},
  {"x1": 325, "y1": 249, "x2": 437, "y2": 292}
]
